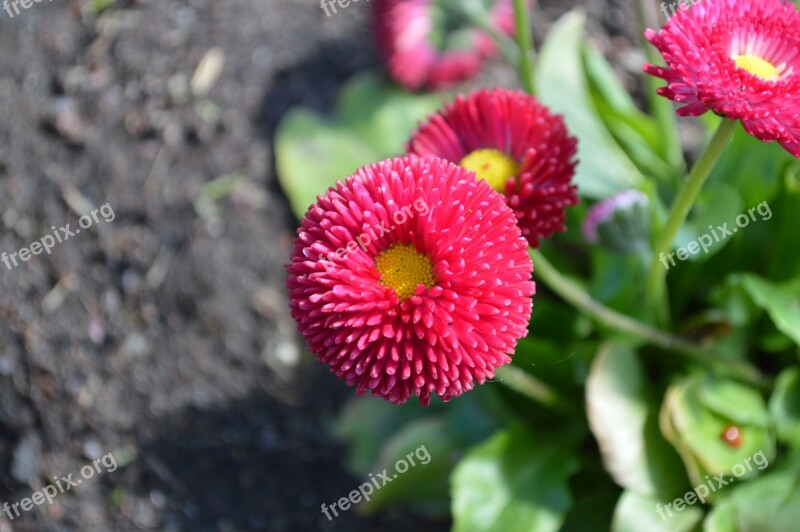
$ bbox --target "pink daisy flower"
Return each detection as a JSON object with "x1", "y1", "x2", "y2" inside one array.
[
  {"x1": 285, "y1": 156, "x2": 535, "y2": 405},
  {"x1": 373, "y1": 0, "x2": 521, "y2": 90},
  {"x1": 407, "y1": 88, "x2": 579, "y2": 248},
  {"x1": 645, "y1": 0, "x2": 800, "y2": 157}
]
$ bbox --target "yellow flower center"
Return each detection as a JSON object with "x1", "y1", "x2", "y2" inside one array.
[
  {"x1": 459, "y1": 148, "x2": 519, "y2": 192},
  {"x1": 734, "y1": 54, "x2": 780, "y2": 81},
  {"x1": 375, "y1": 243, "x2": 435, "y2": 301}
]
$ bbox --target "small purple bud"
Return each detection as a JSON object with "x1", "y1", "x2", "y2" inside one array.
[{"x1": 583, "y1": 190, "x2": 649, "y2": 252}]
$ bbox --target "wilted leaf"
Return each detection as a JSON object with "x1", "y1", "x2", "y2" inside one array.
[
  {"x1": 586, "y1": 344, "x2": 685, "y2": 498},
  {"x1": 612, "y1": 491, "x2": 702, "y2": 532}
]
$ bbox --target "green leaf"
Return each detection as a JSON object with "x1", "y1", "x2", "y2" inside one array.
[
  {"x1": 703, "y1": 455, "x2": 799, "y2": 532},
  {"x1": 202, "y1": 172, "x2": 248, "y2": 201},
  {"x1": 766, "y1": 167, "x2": 800, "y2": 280},
  {"x1": 444, "y1": 387, "x2": 501, "y2": 448},
  {"x1": 275, "y1": 72, "x2": 446, "y2": 218},
  {"x1": 703, "y1": 501, "x2": 738, "y2": 532},
  {"x1": 582, "y1": 43, "x2": 640, "y2": 114},
  {"x1": 707, "y1": 125, "x2": 791, "y2": 208},
  {"x1": 586, "y1": 344, "x2": 686, "y2": 498},
  {"x1": 194, "y1": 172, "x2": 249, "y2": 221},
  {"x1": 333, "y1": 390, "x2": 501, "y2": 515},
  {"x1": 661, "y1": 375, "x2": 775, "y2": 489},
  {"x1": 769, "y1": 367, "x2": 800, "y2": 450},
  {"x1": 560, "y1": 491, "x2": 618, "y2": 532},
  {"x1": 697, "y1": 378, "x2": 771, "y2": 427},
  {"x1": 514, "y1": 337, "x2": 587, "y2": 391},
  {"x1": 535, "y1": 9, "x2": 644, "y2": 199},
  {"x1": 275, "y1": 109, "x2": 378, "y2": 218},
  {"x1": 337, "y1": 74, "x2": 448, "y2": 157},
  {"x1": 589, "y1": 250, "x2": 649, "y2": 313},
  {"x1": 674, "y1": 185, "x2": 745, "y2": 262},
  {"x1": 731, "y1": 274, "x2": 800, "y2": 346},
  {"x1": 88, "y1": 0, "x2": 116, "y2": 14},
  {"x1": 333, "y1": 396, "x2": 429, "y2": 475},
  {"x1": 363, "y1": 417, "x2": 455, "y2": 514},
  {"x1": 583, "y1": 43, "x2": 677, "y2": 182},
  {"x1": 451, "y1": 426, "x2": 578, "y2": 532},
  {"x1": 612, "y1": 491, "x2": 703, "y2": 532}
]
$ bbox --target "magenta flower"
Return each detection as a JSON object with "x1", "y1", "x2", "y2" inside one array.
[
  {"x1": 373, "y1": 0, "x2": 522, "y2": 90},
  {"x1": 286, "y1": 156, "x2": 535, "y2": 405},
  {"x1": 408, "y1": 88, "x2": 578, "y2": 248},
  {"x1": 645, "y1": 0, "x2": 800, "y2": 157}
]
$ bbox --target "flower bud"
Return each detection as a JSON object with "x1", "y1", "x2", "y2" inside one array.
[{"x1": 583, "y1": 190, "x2": 650, "y2": 253}]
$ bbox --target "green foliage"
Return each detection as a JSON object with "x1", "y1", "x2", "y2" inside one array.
[
  {"x1": 451, "y1": 426, "x2": 579, "y2": 532},
  {"x1": 276, "y1": 4, "x2": 800, "y2": 530},
  {"x1": 275, "y1": 72, "x2": 446, "y2": 219},
  {"x1": 586, "y1": 344, "x2": 686, "y2": 499},
  {"x1": 333, "y1": 390, "x2": 501, "y2": 515},
  {"x1": 731, "y1": 274, "x2": 800, "y2": 347},
  {"x1": 612, "y1": 491, "x2": 702, "y2": 532},
  {"x1": 769, "y1": 368, "x2": 800, "y2": 450},
  {"x1": 704, "y1": 456, "x2": 800, "y2": 531},
  {"x1": 534, "y1": 10, "x2": 645, "y2": 199},
  {"x1": 661, "y1": 375, "x2": 775, "y2": 489}
]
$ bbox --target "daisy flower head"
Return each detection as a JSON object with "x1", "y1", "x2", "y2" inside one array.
[
  {"x1": 407, "y1": 88, "x2": 579, "y2": 248},
  {"x1": 373, "y1": 0, "x2": 522, "y2": 90},
  {"x1": 285, "y1": 156, "x2": 535, "y2": 405},
  {"x1": 645, "y1": 0, "x2": 800, "y2": 157}
]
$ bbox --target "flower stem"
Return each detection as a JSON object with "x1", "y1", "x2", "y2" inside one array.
[
  {"x1": 531, "y1": 249, "x2": 767, "y2": 388},
  {"x1": 512, "y1": 0, "x2": 535, "y2": 93},
  {"x1": 494, "y1": 365, "x2": 578, "y2": 415},
  {"x1": 507, "y1": 8, "x2": 760, "y2": 388},
  {"x1": 645, "y1": 119, "x2": 737, "y2": 312}
]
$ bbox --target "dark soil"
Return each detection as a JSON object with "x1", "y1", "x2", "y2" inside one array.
[{"x1": 0, "y1": 0, "x2": 644, "y2": 530}]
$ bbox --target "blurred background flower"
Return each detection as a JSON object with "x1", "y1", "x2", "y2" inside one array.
[{"x1": 373, "y1": 0, "x2": 524, "y2": 89}]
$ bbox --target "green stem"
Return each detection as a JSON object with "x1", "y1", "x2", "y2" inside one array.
[
  {"x1": 645, "y1": 119, "x2": 737, "y2": 312},
  {"x1": 512, "y1": 0, "x2": 535, "y2": 93},
  {"x1": 508, "y1": 4, "x2": 760, "y2": 388},
  {"x1": 494, "y1": 365, "x2": 577, "y2": 414},
  {"x1": 531, "y1": 249, "x2": 766, "y2": 388}
]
